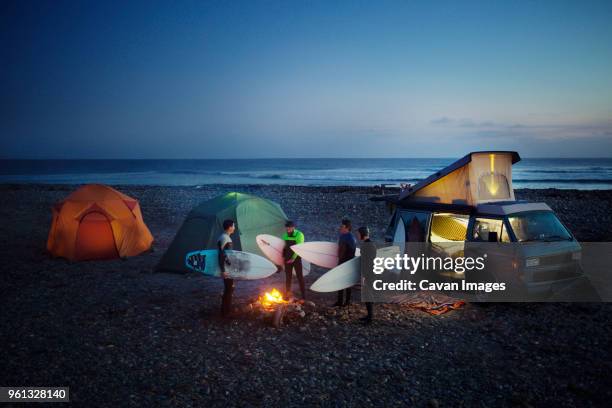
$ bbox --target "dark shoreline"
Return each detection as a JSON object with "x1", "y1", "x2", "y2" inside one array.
[
  {"x1": 3, "y1": 183, "x2": 611, "y2": 241},
  {"x1": 1, "y1": 183, "x2": 612, "y2": 407}
]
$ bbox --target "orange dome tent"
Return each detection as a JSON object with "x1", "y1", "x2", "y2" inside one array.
[{"x1": 47, "y1": 184, "x2": 154, "y2": 261}]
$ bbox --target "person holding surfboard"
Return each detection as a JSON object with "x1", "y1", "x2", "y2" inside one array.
[
  {"x1": 219, "y1": 219, "x2": 236, "y2": 317},
  {"x1": 357, "y1": 226, "x2": 376, "y2": 324},
  {"x1": 334, "y1": 218, "x2": 357, "y2": 307},
  {"x1": 282, "y1": 221, "x2": 306, "y2": 300}
]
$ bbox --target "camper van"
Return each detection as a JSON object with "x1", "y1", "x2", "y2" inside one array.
[{"x1": 378, "y1": 151, "x2": 584, "y2": 297}]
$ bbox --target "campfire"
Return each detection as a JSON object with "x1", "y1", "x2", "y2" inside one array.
[
  {"x1": 258, "y1": 288, "x2": 289, "y2": 311},
  {"x1": 250, "y1": 288, "x2": 312, "y2": 328}
]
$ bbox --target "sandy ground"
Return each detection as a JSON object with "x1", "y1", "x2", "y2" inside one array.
[{"x1": 1, "y1": 184, "x2": 612, "y2": 407}]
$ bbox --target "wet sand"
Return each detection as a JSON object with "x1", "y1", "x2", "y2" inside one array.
[{"x1": 1, "y1": 184, "x2": 611, "y2": 407}]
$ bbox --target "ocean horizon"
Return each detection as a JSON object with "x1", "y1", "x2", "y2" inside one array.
[{"x1": 1, "y1": 158, "x2": 612, "y2": 190}]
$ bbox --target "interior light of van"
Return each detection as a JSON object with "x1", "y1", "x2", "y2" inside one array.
[
  {"x1": 571, "y1": 252, "x2": 581, "y2": 260},
  {"x1": 526, "y1": 257, "x2": 540, "y2": 267},
  {"x1": 488, "y1": 154, "x2": 499, "y2": 195}
]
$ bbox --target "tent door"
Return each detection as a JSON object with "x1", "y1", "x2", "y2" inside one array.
[{"x1": 75, "y1": 211, "x2": 118, "y2": 260}]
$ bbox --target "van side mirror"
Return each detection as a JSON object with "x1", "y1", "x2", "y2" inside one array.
[{"x1": 488, "y1": 231, "x2": 498, "y2": 242}]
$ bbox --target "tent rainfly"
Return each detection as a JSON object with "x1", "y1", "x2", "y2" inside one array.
[
  {"x1": 157, "y1": 192, "x2": 288, "y2": 273},
  {"x1": 399, "y1": 151, "x2": 520, "y2": 206},
  {"x1": 47, "y1": 184, "x2": 154, "y2": 261}
]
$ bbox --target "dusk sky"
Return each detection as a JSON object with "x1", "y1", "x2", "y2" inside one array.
[{"x1": 2, "y1": 0, "x2": 612, "y2": 158}]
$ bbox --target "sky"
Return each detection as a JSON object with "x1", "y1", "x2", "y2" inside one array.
[{"x1": 1, "y1": 0, "x2": 612, "y2": 158}]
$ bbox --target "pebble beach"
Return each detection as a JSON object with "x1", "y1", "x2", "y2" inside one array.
[{"x1": 1, "y1": 184, "x2": 612, "y2": 407}]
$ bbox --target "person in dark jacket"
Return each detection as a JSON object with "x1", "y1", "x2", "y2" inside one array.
[
  {"x1": 282, "y1": 220, "x2": 306, "y2": 300},
  {"x1": 218, "y1": 219, "x2": 236, "y2": 317},
  {"x1": 334, "y1": 218, "x2": 357, "y2": 307},
  {"x1": 358, "y1": 226, "x2": 377, "y2": 324}
]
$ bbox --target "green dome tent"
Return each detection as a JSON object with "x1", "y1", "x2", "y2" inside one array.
[{"x1": 157, "y1": 192, "x2": 288, "y2": 273}]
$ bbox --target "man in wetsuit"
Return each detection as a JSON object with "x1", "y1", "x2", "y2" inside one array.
[
  {"x1": 357, "y1": 226, "x2": 376, "y2": 324},
  {"x1": 218, "y1": 219, "x2": 236, "y2": 317},
  {"x1": 334, "y1": 218, "x2": 357, "y2": 307},
  {"x1": 282, "y1": 220, "x2": 306, "y2": 300}
]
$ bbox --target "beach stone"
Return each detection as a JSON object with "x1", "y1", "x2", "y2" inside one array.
[{"x1": 2, "y1": 184, "x2": 612, "y2": 407}]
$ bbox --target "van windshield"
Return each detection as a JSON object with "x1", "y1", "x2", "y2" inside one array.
[{"x1": 508, "y1": 211, "x2": 572, "y2": 242}]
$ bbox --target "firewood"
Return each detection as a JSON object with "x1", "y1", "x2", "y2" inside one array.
[{"x1": 272, "y1": 305, "x2": 286, "y2": 328}]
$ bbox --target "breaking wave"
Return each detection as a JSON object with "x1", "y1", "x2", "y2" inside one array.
[{"x1": 1, "y1": 158, "x2": 611, "y2": 189}]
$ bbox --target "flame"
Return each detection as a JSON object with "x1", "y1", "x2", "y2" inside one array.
[{"x1": 258, "y1": 288, "x2": 288, "y2": 310}]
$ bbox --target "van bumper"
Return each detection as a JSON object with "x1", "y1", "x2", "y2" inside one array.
[{"x1": 522, "y1": 273, "x2": 599, "y2": 301}]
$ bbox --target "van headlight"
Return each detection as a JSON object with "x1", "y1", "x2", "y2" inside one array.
[
  {"x1": 571, "y1": 252, "x2": 581, "y2": 260},
  {"x1": 526, "y1": 257, "x2": 540, "y2": 267}
]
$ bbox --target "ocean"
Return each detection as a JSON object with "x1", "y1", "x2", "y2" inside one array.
[{"x1": 1, "y1": 158, "x2": 612, "y2": 189}]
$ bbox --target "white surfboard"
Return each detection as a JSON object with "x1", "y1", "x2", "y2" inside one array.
[
  {"x1": 394, "y1": 218, "x2": 406, "y2": 255},
  {"x1": 185, "y1": 249, "x2": 276, "y2": 280},
  {"x1": 256, "y1": 234, "x2": 285, "y2": 265},
  {"x1": 290, "y1": 241, "x2": 360, "y2": 269},
  {"x1": 310, "y1": 246, "x2": 399, "y2": 292},
  {"x1": 255, "y1": 234, "x2": 310, "y2": 276}
]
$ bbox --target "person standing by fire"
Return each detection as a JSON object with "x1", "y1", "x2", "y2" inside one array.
[
  {"x1": 334, "y1": 218, "x2": 357, "y2": 307},
  {"x1": 357, "y1": 226, "x2": 376, "y2": 324},
  {"x1": 218, "y1": 219, "x2": 236, "y2": 317},
  {"x1": 282, "y1": 221, "x2": 306, "y2": 300}
]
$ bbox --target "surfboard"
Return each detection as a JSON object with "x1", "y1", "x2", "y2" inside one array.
[
  {"x1": 290, "y1": 241, "x2": 361, "y2": 269},
  {"x1": 256, "y1": 234, "x2": 285, "y2": 265},
  {"x1": 255, "y1": 234, "x2": 311, "y2": 276},
  {"x1": 310, "y1": 246, "x2": 399, "y2": 292},
  {"x1": 185, "y1": 249, "x2": 277, "y2": 280},
  {"x1": 430, "y1": 214, "x2": 468, "y2": 241}
]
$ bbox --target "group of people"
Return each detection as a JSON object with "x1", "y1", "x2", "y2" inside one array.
[{"x1": 216, "y1": 218, "x2": 376, "y2": 324}]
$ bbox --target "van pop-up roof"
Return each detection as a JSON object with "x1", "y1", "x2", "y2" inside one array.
[{"x1": 399, "y1": 151, "x2": 521, "y2": 206}]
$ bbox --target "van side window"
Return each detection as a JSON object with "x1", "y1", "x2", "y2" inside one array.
[
  {"x1": 398, "y1": 211, "x2": 430, "y2": 242},
  {"x1": 500, "y1": 224, "x2": 511, "y2": 243},
  {"x1": 473, "y1": 218, "x2": 504, "y2": 242}
]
